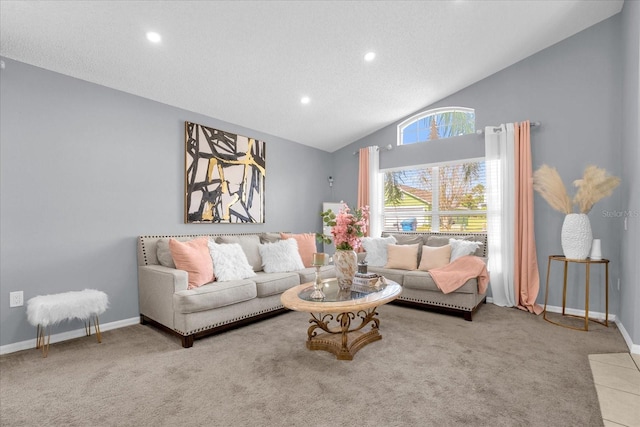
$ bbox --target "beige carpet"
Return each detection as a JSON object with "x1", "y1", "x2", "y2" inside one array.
[{"x1": 0, "y1": 304, "x2": 629, "y2": 427}]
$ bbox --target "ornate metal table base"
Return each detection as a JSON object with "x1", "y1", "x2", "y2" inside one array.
[{"x1": 306, "y1": 308, "x2": 381, "y2": 360}]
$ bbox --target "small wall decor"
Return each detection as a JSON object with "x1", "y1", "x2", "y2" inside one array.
[{"x1": 185, "y1": 121, "x2": 265, "y2": 223}]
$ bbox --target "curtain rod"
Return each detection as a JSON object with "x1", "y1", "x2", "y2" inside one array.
[
  {"x1": 475, "y1": 121, "x2": 541, "y2": 135},
  {"x1": 353, "y1": 144, "x2": 393, "y2": 156}
]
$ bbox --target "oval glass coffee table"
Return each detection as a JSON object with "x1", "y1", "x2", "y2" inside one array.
[{"x1": 281, "y1": 279, "x2": 402, "y2": 360}]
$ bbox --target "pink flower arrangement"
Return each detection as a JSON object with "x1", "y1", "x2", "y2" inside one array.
[{"x1": 317, "y1": 203, "x2": 369, "y2": 250}]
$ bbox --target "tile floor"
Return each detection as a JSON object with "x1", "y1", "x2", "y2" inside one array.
[{"x1": 589, "y1": 353, "x2": 640, "y2": 427}]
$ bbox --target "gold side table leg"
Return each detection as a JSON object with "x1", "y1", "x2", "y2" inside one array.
[
  {"x1": 605, "y1": 262, "x2": 609, "y2": 327},
  {"x1": 543, "y1": 256, "x2": 552, "y2": 322},
  {"x1": 562, "y1": 260, "x2": 568, "y2": 316},
  {"x1": 585, "y1": 263, "x2": 590, "y2": 331}
]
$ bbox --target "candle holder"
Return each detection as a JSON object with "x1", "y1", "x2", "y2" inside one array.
[{"x1": 310, "y1": 253, "x2": 327, "y2": 300}]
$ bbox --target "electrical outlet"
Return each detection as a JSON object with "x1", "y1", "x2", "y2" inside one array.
[{"x1": 9, "y1": 291, "x2": 23, "y2": 307}]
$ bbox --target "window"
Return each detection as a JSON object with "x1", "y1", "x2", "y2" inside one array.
[
  {"x1": 397, "y1": 107, "x2": 475, "y2": 146},
  {"x1": 383, "y1": 159, "x2": 486, "y2": 233}
]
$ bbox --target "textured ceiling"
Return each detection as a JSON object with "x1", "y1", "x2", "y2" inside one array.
[{"x1": 0, "y1": 1, "x2": 624, "y2": 152}]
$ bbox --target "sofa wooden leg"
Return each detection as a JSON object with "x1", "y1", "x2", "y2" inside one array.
[
  {"x1": 181, "y1": 334, "x2": 194, "y2": 348},
  {"x1": 463, "y1": 312, "x2": 472, "y2": 321}
]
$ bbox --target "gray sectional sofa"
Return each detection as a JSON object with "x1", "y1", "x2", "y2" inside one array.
[
  {"x1": 363, "y1": 231, "x2": 488, "y2": 321},
  {"x1": 137, "y1": 232, "x2": 335, "y2": 348},
  {"x1": 137, "y1": 231, "x2": 488, "y2": 348}
]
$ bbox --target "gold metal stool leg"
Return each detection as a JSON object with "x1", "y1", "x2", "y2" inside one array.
[
  {"x1": 94, "y1": 315, "x2": 102, "y2": 343},
  {"x1": 83, "y1": 316, "x2": 102, "y2": 343},
  {"x1": 36, "y1": 325, "x2": 51, "y2": 358}
]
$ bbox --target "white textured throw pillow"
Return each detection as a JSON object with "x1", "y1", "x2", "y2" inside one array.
[
  {"x1": 208, "y1": 241, "x2": 256, "y2": 281},
  {"x1": 259, "y1": 239, "x2": 305, "y2": 273},
  {"x1": 361, "y1": 236, "x2": 397, "y2": 267},
  {"x1": 449, "y1": 238, "x2": 483, "y2": 262}
]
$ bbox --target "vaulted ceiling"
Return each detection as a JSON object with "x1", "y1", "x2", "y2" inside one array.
[{"x1": 0, "y1": 1, "x2": 624, "y2": 152}]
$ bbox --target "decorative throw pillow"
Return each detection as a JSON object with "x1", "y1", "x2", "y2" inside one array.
[
  {"x1": 384, "y1": 244, "x2": 419, "y2": 270},
  {"x1": 280, "y1": 233, "x2": 317, "y2": 268},
  {"x1": 259, "y1": 239, "x2": 305, "y2": 273},
  {"x1": 361, "y1": 236, "x2": 397, "y2": 267},
  {"x1": 385, "y1": 234, "x2": 424, "y2": 266},
  {"x1": 449, "y1": 238, "x2": 483, "y2": 262},
  {"x1": 217, "y1": 235, "x2": 262, "y2": 271},
  {"x1": 207, "y1": 241, "x2": 257, "y2": 281},
  {"x1": 427, "y1": 235, "x2": 484, "y2": 256},
  {"x1": 418, "y1": 244, "x2": 452, "y2": 271},
  {"x1": 168, "y1": 237, "x2": 215, "y2": 289}
]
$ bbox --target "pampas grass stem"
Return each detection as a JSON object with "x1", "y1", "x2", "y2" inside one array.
[
  {"x1": 533, "y1": 165, "x2": 572, "y2": 214},
  {"x1": 533, "y1": 164, "x2": 620, "y2": 215},
  {"x1": 573, "y1": 165, "x2": 621, "y2": 214}
]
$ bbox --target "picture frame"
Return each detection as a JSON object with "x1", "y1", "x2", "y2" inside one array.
[{"x1": 184, "y1": 121, "x2": 265, "y2": 223}]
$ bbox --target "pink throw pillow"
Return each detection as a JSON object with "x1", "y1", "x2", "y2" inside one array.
[
  {"x1": 280, "y1": 233, "x2": 317, "y2": 268},
  {"x1": 418, "y1": 244, "x2": 452, "y2": 271},
  {"x1": 384, "y1": 244, "x2": 420, "y2": 270},
  {"x1": 169, "y1": 237, "x2": 215, "y2": 289}
]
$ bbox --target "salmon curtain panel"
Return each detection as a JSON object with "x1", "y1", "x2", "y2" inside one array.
[
  {"x1": 514, "y1": 122, "x2": 543, "y2": 314},
  {"x1": 485, "y1": 121, "x2": 542, "y2": 314},
  {"x1": 357, "y1": 146, "x2": 381, "y2": 238}
]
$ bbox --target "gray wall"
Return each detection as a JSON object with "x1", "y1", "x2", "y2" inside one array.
[
  {"x1": 0, "y1": 58, "x2": 334, "y2": 347},
  {"x1": 334, "y1": 14, "x2": 627, "y2": 321},
  {"x1": 620, "y1": 0, "x2": 640, "y2": 346}
]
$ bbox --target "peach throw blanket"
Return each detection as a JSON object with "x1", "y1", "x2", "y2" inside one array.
[{"x1": 430, "y1": 256, "x2": 489, "y2": 295}]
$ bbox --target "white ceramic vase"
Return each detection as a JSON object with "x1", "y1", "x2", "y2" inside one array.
[
  {"x1": 333, "y1": 249, "x2": 357, "y2": 290},
  {"x1": 561, "y1": 213, "x2": 592, "y2": 260}
]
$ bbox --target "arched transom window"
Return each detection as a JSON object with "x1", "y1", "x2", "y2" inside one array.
[{"x1": 397, "y1": 107, "x2": 475, "y2": 145}]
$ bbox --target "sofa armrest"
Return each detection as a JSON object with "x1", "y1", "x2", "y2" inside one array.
[{"x1": 138, "y1": 265, "x2": 189, "y2": 329}]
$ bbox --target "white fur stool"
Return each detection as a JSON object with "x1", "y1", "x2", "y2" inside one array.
[{"x1": 26, "y1": 289, "x2": 109, "y2": 357}]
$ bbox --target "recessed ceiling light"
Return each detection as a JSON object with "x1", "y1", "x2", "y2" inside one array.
[
  {"x1": 301, "y1": 96, "x2": 310, "y2": 104},
  {"x1": 146, "y1": 32, "x2": 162, "y2": 43},
  {"x1": 364, "y1": 52, "x2": 376, "y2": 62}
]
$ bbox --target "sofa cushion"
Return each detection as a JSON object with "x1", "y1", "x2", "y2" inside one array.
[
  {"x1": 173, "y1": 280, "x2": 257, "y2": 314},
  {"x1": 449, "y1": 239, "x2": 483, "y2": 262},
  {"x1": 216, "y1": 235, "x2": 263, "y2": 271},
  {"x1": 418, "y1": 244, "x2": 452, "y2": 271},
  {"x1": 169, "y1": 237, "x2": 215, "y2": 289},
  {"x1": 280, "y1": 233, "x2": 317, "y2": 268},
  {"x1": 253, "y1": 272, "x2": 301, "y2": 297},
  {"x1": 427, "y1": 235, "x2": 485, "y2": 257},
  {"x1": 208, "y1": 241, "x2": 257, "y2": 281},
  {"x1": 403, "y1": 270, "x2": 477, "y2": 294},
  {"x1": 259, "y1": 239, "x2": 305, "y2": 273},
  {"x1": 365, "y1": 266, "x2": 406, "y2": 285},
  {"x1": 259, "y1": 232, "x2": 282, "y2": 244},
  {"x1": 384, "y1": 244, "x2": 419, "y2": 270},
  {"x1": 361, "y1": 236, "x2": 396, "y2": 266},
  {"x1": 384, "y1": 233, "x2": 424, "y2": 264}
]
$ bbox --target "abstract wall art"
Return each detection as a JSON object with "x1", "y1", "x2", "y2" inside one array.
[{"x1": 185, "y1": 121, "x2": 265, "y2": 223}]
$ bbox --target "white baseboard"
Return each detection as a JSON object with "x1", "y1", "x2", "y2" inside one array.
[
  {"x1": 614, "y1": 319, "x2": 640, "y2": 355},
  {"x1": 0, "y1": 317, "x2": 140, "y2": 355}
]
